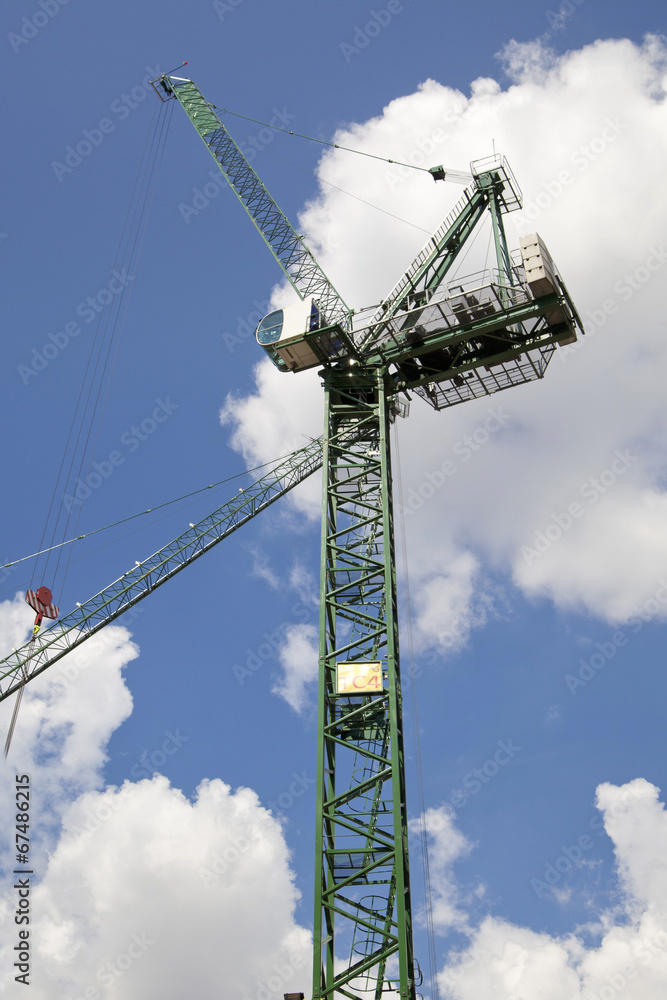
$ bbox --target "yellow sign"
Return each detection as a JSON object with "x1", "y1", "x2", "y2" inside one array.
[{"x1": 336, "y1": 661, "x2": 383, "y2": 694}]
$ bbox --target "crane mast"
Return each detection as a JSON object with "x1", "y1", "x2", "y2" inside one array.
[
  {"x1": 314, "y1": 368, "x2": 414, "y2": 1000},
  {"x1": 160, "y1": 70, "x2": 423, "y2": 1000}
]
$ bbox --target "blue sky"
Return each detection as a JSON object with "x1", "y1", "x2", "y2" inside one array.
[{"x1": 1, "y1": 2, "x2": 667, "y2": 998}]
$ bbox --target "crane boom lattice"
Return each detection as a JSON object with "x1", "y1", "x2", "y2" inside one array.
[
  {"x1": 0, "y1": 438, "x2": 324, "y2": 703},
  {"x1": 157, "y1": 75, "x2": 351, "y2": 330}
]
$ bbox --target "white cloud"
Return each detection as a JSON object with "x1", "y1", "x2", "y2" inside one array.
[
  {"x1": 596, "y1": 778, "x2": 667, "y2": 913},
  {"x1": 221, "y1": 34, "x2": 667, "y2": 629},
  {"x1": 271, "y1": 623, "x2": 319, "y2": 713},
  {"x1": 408, "y1": 551, "x2": 489, "y2": 656},
  {"x1": 220, "y1": 360, "x2": 324, "y2": 517},
  {"x1": 436, "y1": 778, "x2": 667, "y2": 1000},
  {"x1": 0, "y1": 594, "x2": 136, "y2": 870},
  {"x1": 0, "y1": 598, "x2": 311, "y2": 1000},
  {"x1": 0, "y1": 590, "x2": 35, "y2": 651},
  {"x1": 409, "y1": 806, "x2": 475, "y2": 934},
  {"x1": 3, "y1": 777, "x2": 310, "y2": 999},
  {"x1": 248, "y1": 543, "x2": 281, "y2": 590},
  {"x1": 288, "y1": 560, "x2": 318, "y2": 608}
]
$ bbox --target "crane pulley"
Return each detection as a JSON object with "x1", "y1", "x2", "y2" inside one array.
[
  {"x1": 3, "y1": 587, "x2": 59, "y2": 756},
  {"x1": 25, "y1": 586, "x2": 59, "y2": 639}
]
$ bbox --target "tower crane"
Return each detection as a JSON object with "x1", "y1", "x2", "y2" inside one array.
[{"x1": 0, "y1": 70, "x2": 583, "y2": 1000}]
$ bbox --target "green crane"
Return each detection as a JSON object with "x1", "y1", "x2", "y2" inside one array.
[
  {"x1": 158, "y1": 73, "x2": 581, "y2": 1000},
  {"x1": 1, "y1": 71, "x2": 583, "y2": 1000}
]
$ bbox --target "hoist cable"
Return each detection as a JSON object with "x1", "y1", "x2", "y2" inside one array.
[
  {"x1": 54, "y1": 100, "x2": 173, "y2": 587},
  {"x1": 32, "y1": 98, "x2": 171, "y2": 595},
  {"x1": 55, "y1": 100, "x2": 174, "y2": 598},
  {"x1": 2, "y1": 447, "x2": 305, "y2": 572},
  {"x1": 35, "y1": 100, "x2": 164, "y2": 578},
  {"x1": 210, "y1": 103, "x2": 473, "y2": 181},
  {"x1": 447, "y1": 216, "x2": 486, "y2": 286},
  {"x1": 264, "y1": 144, "x2": 434, "y2": 235}
]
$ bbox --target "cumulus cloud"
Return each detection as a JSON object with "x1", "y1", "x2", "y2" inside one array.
[
  {"x1": 0, "y1": 593, "x2": 136, "y2": 871},
  {"x1": 2, "y1": 777, "x2": 310, "y2": 999},
  {"x1": 221, "y1": 34, "x2": 667, "y2": 632},
  {"x1": 437, "y1": 779, "x2": 667, "y2": 1000},
  {"x1": 220, "y1": 361, "x2": 324, "y2": 517},
  {"x1": 407, "y1": 551, "x2": 490, "y2": 656},
  {"x1": 271, "y1": 623, "x2": 319, "y2": 713},
  {"x1": 409, "y1": 806, "x2": 475, "y2": 934},
  {"x1": 0, "y1": 598, "x2": 311, "y2": 1000}
]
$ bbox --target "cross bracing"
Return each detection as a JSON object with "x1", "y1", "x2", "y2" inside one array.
[
  {"x1": 161, "y1": 77, "x2": 351, "y2": 331},
  {"x1": 313, "y1": 368, "x2": 414, "y2": 1000},
  {"x1": 0, "y1": 437, "x2": 326, "y2": 703}
]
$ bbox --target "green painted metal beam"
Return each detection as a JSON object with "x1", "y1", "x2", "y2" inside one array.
[
  {"x1": 160, "y1": 75, "x2": 351, "y2": 331},
  {"x1": 313, "y1": 366, "x2": 415, "y2": 1000},
  {"x1": 0, "y1": 438, "x2": 325, "y2": 703}
]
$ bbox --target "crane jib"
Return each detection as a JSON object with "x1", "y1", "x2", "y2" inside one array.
[
  {"x1": 159, "y1": 75, "x2": 351, "y2": 332},
  {"x1": 0, "y1": 436, "x2": 326, "y2": 703}
]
